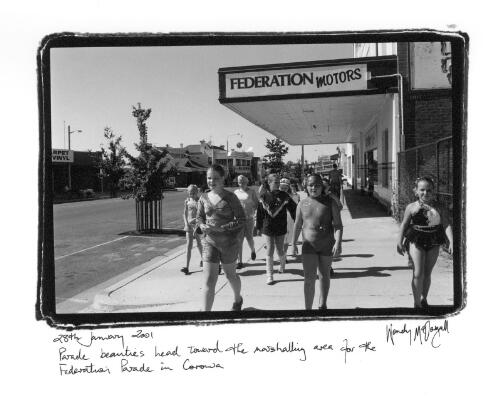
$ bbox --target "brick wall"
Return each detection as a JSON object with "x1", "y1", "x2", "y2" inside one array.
[
  {"x1": 413, "y1": 95, "x2": 452, "y2": 147},
  {"x1": 394, "y1": 43, "x2": 453, "y2": 220},
  {"x1": 397, "y1": 43, "x2": 452, "y2": 150},
  {"x1": 403, "y1": 93, "x2": 452, "y2": 149}
]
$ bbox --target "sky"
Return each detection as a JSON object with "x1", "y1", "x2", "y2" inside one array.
[{"x1": 50, "y1": 43, "x2": 353, "y2": 163}]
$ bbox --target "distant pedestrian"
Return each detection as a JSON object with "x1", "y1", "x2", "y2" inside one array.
[
  {"x1": 196, "y1": 165, "x2": 247, "y2": 311},
  {"x1": 297, "y1": 180, "x2": 308, "y2": 201},
  {"x1": 366, "y1": 175, "x2": 374, "y2": 198},
  {"x1": 279, "y1": 178, "x2": 300, "y2": 259},
  {"x1": 322, "y1": 178, "x2": 343, "y2": 211},
  {"x1": 322, "y1": 177, "x2": 344, "y2": 276},
  {"x1": 181, "y1": 185, "x2": 203, "y2": 275},
  {"x1": 292, "y1": 174, "x2": 343, "y2": 310},
  {"x1": 234, "y1": 175, "x2": 259, "y2": 268},
  {"x1": 397, "y1": 176, "x2": 453, "y2": 309},
  {"x1": 258, "y1": 177, "x2": 270, "y2": 196},
  {"x1": 256, "y1": 173, "x2": 297, "y2": 283},
  {"x1": 329, "y1": 163, "x2": 343, "y2": 198}
]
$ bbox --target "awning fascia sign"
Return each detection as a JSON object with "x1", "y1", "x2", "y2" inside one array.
[
  {"x1": 224, "y1": 64, "x2": 368, "y2": 99},
  {"x1": 219, "y1": 55, "x2": 398, "y2": 103}
]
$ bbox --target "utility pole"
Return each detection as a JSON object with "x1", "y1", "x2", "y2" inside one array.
[
  {"x1": 301, "y1": 144, "x2": 304, "y2": 179},
  {"x1": 68, "y1": 125, "x2": 72, "y2": 189},
  {"x1": 67, "y1": 125, "x2": 82, "y2": 189}
]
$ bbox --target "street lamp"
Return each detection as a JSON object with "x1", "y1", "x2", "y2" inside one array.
[
  {"x1": 226, "y1": 133, "x2": 242, "y2": 183},
  {"x1": 67, "y1": 125, "x2": 83, "y2": 189}
]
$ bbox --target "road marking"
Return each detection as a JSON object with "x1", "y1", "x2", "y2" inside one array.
[{"x1": 55, "y1": 236, "x2": 129, "y2": 260}]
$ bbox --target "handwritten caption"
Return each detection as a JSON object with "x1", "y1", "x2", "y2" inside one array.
[{"x1": 52, "y1": 320, "x2": 449, "y2": 375}]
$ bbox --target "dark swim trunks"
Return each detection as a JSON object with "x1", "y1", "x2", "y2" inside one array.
[{"x1": 302, "y1": 235, "x2": 334, "y2": 256}]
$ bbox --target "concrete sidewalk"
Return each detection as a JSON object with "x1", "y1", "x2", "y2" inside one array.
[{"x1": 61, "y1": 191, "x2": 454, "y2": 314}]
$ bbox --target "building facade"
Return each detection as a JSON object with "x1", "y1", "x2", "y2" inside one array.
[
  {"x1": 162, "y1": 140, "x2": 261, "y2": 186},
  {"x1": 218, "y1": 42, "x2": 454, "y2": 219}
]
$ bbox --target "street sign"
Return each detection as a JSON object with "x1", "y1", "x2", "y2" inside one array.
[{"x1": 52, "y1": 149, "x2": 74, "y2": 163}]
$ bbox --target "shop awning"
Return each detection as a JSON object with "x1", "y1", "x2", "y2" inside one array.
[
  {"x1": 222, "y1": 94, "x2": 389, "y2": 145},
  {"x1": 218, "y1": 56, "x2": 397, "y2": 146}
]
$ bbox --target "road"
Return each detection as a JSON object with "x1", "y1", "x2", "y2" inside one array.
[
  {"x1": 53, "y1": 190, "x2": 187, "y2": 257},
  {"x1": 53, "y1": 190, "x2": 188, "y2": 301}
]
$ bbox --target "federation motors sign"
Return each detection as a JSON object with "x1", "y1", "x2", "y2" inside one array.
[
  {"x1": 52, "y1": 149, "x2": 74, "y2": 163},
  {"x1": 225, "y1": 64, "x2": 367, "y2": 98}
]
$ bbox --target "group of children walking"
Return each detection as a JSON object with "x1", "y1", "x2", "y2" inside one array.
[{"x1": 181, "y1": 165, "x2": 453, "y2": 312}]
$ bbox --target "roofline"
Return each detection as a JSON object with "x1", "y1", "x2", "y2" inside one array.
[
  {"x1": 217, "y1": 55, "x2": 397, "y2": 74},
  {"x1": 219, "y1": 88, "x2": 394, "y2": 104}
]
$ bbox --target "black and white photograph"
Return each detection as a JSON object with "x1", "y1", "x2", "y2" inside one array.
[
  {"x1": 39, "y1": 34, "x2": 465, "y2": 322},
  {"x1": 6, "y1": 1, "x2": 500, "y2": 394}
]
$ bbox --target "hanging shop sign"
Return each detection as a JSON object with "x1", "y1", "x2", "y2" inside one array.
[
  {"x1": 52, "y1": 149, "x2": 74, "y2": 163},
  {"x1": 225, "y1": 64, "x2": 367, "y2": 98}
]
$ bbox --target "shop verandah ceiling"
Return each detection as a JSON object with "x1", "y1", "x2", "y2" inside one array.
[
  {"x1": 222, "y1": 93, "x2": 389, "y2": 145},
  {"x1": 218, "y1": 56, "x2": 397, "y2": 146}
]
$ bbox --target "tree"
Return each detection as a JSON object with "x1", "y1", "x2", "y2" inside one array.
[
  {"x1": 132, "y1": 102, "x2": 152, "y2": 144},
  {"x1": 98, "y1": 127, "x2": 128, "y2": 198},
  {"x1": 263, "y1": 138, "x2": 289, "y2": 176},
  {"x1": 121, "y1": 103, "x2": 171, "y2": 201}
]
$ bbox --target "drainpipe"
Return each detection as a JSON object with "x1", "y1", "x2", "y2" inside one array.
[
  {"x1": 369, "y1": 73, "x2": 404, "y2": 150},
  {"x1": 369, "y1": 73, "x2": 405, "y2": 218}
]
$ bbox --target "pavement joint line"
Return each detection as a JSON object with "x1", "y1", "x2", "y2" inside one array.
[
  {"x1": 55, "y1": 235, "x2": 129, "y2": 260},
  {"x1": 90, "y1": 238, "x2": 213, "y2": 310},
  {"x1": 119, "y1": 234, "x2": 183, "y2": 240},
  {"x1": 108, "y1": 249, "x2": 187, "y2": 296}
]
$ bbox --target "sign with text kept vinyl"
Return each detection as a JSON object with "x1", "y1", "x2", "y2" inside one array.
[{"x1": 52, "y1": 149, "x2": 74, "y2": 163}]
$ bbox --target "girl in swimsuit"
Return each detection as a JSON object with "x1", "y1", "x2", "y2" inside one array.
[
  {"x1": 196, "y1": 165, "x2": 247, "y2": 311},
  {"x1": 292, "y1": 174, "x2": 343, "y2": 310},
  {"x1": 397, "y1": 177, "x2": 453, "y2": 309},
  {"x1": 279, "y1": 178, "x2": 300, "y2": 261},
  {"x1": 234, "y1": 175, "x2": 259, "y2": 268},
  {"x1": 181, "y1": 184, "x2": 203, "y2": 275}
]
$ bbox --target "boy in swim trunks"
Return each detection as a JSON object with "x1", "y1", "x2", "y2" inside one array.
[{"x1": 292, "y1": 174, "x2": 343, "y2": 310}]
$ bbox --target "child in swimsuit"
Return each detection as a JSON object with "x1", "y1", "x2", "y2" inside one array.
[
  {"x1": 197, "y1": 165, "x2": 247, "y2": 311},
  {"x1": 397, "y1": 176, "x2": 453, "y2": 309},
  {"x1": 256, "y1": 174, "x2": 297, "y2": 284},
  {"x1": 292, "y1": 174, "x2": 343, "y2": 310},
  {"x1": 279, "y1": 178, "x2": 300, "y2": 262},
  {"x1": 181, "y1": 184, "x2": 203, "y2": 275},
  {"x1": 234, "y1": 175, "x2": 259, "y2": 268}
]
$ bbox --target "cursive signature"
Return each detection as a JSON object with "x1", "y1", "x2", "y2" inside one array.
[{"x1": 386, "y1": 320, "x2": 449, "y2": 348}]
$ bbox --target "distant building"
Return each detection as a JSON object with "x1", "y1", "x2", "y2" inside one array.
[
  {"x1": 51, "y1": 149, "x2": 101, "y2": 193},
  {"x1": 159, "y1": 142, "x2": 209, "y2": 187},
  {"x1": 160, "y1": 140, "x2": 261, "y2": 186},
  {"x1": 227, "y1": 149, "x2": 253, "y2": 182}
]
